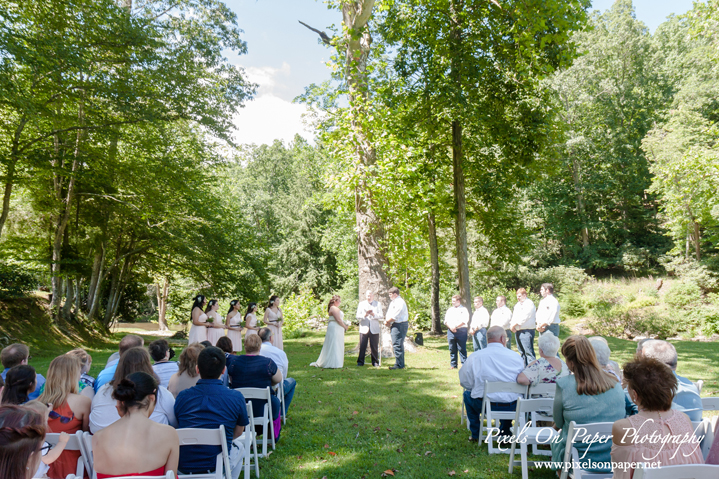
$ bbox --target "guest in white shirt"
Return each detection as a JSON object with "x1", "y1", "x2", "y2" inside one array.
[
  {"x1": 384, "y1": 287, "x2": 409, "y2": 370},
  {"x1": 490, "y1": 296, "x2": 513, "y2": 350},
  {"x1": 459, "y1": 326, "x2": 525, "y2": 441},
  {"x1": 469, "y1": 296, "x2": 490, "y2": 351},
  {"x1": 258, "y1": 327, "x2": 296, "y2": 414},
  {"x1": 90, "y1": 347, "x2": 177, "y2": 434},
  {"x1": 536, "y1": 283, "x2": 561, "y2": 339},
  {"x1": 511, "y1": 288, "x2": 536, "y2": 366},
  {"x1": 149, "y1": 339, "x2": 179, "y2": 389},
  {"x1": 356, "y1": 290, "x2": 384, "y2": 367},
  {"x1": 444, "y1": 295, "x2": 469, "y2": 369}
]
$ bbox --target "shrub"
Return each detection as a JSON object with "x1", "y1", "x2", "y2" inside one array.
[
  {"x1": 698, "y1": 309, "x2": 719, "y2": 336},
  {"x1": 664, "y1": 281, "x2": 702, "y2": 309},
  {"x1": 0, "y1": 262, "x2": 36, "y2": 299},
  {"x1": 283, "y1": 289, "x2": 322, "y2": 338},
  {"x1": 561, "y1": 293, "x2": 586, "y2": 318},
  {"x1": 511, "y1": 265, "x2": 590, "y2": 294},
  {"x1": 633, "y1": 313, "x2": 678, "y2": 340}
]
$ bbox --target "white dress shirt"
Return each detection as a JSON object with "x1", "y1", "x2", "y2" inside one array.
[
  {"x1": 356, "y1": 300, "x2": 384, "y2": 335},
  {"x1": 260, "y1": 341, "x2": 289, "y2": 380},
  {"x1": 444, "y1": 305, "x2": 469, "y2": 330},
  {"x1": 386, "y1": 296, "x2": 408, "y2": 323},
  {"x1": 470, "y1": 307, "x2": 490, "y2": 331},
  {"x1": 459, "y1": 343, "x2": 525, "y2": 402},
  {"x1": 511, "y1": 299, "x2": 536, "y2": 330},
  {"x1": 89, "y1": 383, "x2": 177, "y2": 434},
  {"x1": 153, "y1": 361, "x2": 179, "y2": 389},
  {"x1": 536, "y1": 294, "x2": 561, "y2": 328},
  {"x1": 490, "y1": 305, "x2": 512, "y2": 329}
]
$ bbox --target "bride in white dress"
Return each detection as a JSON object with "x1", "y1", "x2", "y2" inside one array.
[{"x1": 311, "y1": 295, "x2": 348, "y2": 369}]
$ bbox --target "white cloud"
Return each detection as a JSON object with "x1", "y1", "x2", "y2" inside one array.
[{"x1": 233, "y1": 62, "x2": 314, "y2": 146}]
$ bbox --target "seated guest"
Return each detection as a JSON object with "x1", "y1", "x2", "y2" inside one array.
[
  {"x1": 38, "y1": 355, "x2": 91, "y2": 479},
  {"x1": 0, "y1": 404, "x2": 46, "y2": 479},
  {"x1": 1, "y1": 365, "x2": 36, "y2": 405},
  {"x1": 258, "y1": 327, "x2": 296, "y2": 414},
  {"x1": 216, "y1": 337, "x2": 234, "y2": 387},
  {"x1": 175, "y1": 347, "x2": 249, "y2": 479},
  {"x1": 459, "y1": 326, "x2": 525, "y2": 442},
  {"x1": 551, "y1": 336, "x2": 625, "y2": 473},
  {"x1": 66, "y1": 348, "x2": 95, "y2": 399},
  {"x1": 1, "y1": 343, "x2": 45, "y2": 400},
  {"x1": 149, "y1": 339, "x2": 179, "y2": 388},
  {"x1": 635, "y1": 338, "x2": 651, "y2": 356},
  {"x1": 589, "y1": 336, "x2": 622, "y2": 381},
  {"x1": 168, "y1": 343, "x2": 204, "y2": 398},
  {"x1": 94, "y1": 335, "x2": 144, "y2": 392},
  {"x1": 24, "y1": 400, "x2": 71, "y2": 479},
  {"x1": 708, "y1": 428, "x2": 719, "y2": 464},
  {"x1": 93, "y1": 372, "x2": 179, "y2": 478},
  {"x1": 589, "y1": 337, "x2": 620, "y2": 381},
  {"x1": 642, "y1": 340, "x2": 702, "y2": 421},
  {"x1": 228, "y1": 334, "x2": 282, "y2": 428},
  {"x1": 516, "y1": 331, "x2": 568, "y2": 387},
  {"x1": 611, "y1": 356, "x2": 703, "y2": 477},
  {"x1": 90, "y1": 347, "x2": 177, "y2": 433}
]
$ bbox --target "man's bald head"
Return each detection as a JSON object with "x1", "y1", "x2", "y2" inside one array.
[
  {"x1": 641, "y1": 340, "x2": 678, "y2": 370},
  {"x1": 119, "y1": 335, "x2": 144, "y2": 356},
  {"x1": 486, "y1": 326, "x2": 506, "y2": 344}
]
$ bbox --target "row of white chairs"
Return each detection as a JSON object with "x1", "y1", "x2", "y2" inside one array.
[{"x1": 59, "y1": 386, "x2": 279, "y2": 479}]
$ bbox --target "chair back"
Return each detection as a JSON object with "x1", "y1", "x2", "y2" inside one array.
[
  {"x1": 235, "y1": 386, "x2": 272, "y2": 418},
  {"x1": 176, "y1": 425, "x2": 231, "y2": 479},
  {"x1": 528, "y1": 382, "x2": 556, "y2": 398},
  {"x1": 483, "y1": 381, "x2": 528, "y2": 398},
  {"x1": 67, "y1": 473, "x2": 175, "y2": 479},
  {"x1": 516, "y1": 398, "x2": 555, "y2": 415},
  {"x1": 561, "y1": 421, "x2": 614, "y2": 475},
  {"x1": 45, "y1": 432, "x2": 85, "y2": 477},
  {"x1": 634, "y1": 463, "x2": 719, "y2": 479},
  {"x1": 701, "y1": 397, "x2": 719, "y2": 412}
]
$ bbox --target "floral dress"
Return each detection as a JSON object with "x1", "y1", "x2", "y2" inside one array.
[{"x1": 521, "y1": 357, "x2": 569, "y2": 388}]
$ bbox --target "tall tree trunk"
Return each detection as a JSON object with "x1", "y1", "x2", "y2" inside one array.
[
  {"x1": 428, "y1": 209, "x2": 442, "y2": 334},
  {"x1": 449, "y1": 0, "x2": 472, "y2": 311},
  {"x1": 693, "y1": 221, "x2": 701, "y2": 261},
  {"x1": 62, "y1": 278, "x2": 75, "y2": 318},
  {"x1": 157, "y1": 276, "x2": 170, "y2": 331},
  {"x1": 87, "y1": 243, "x2": 105, "y2": 315},
  {"x1": 571, "y1": 158, "x2": 590, "y2": 248},
  {"x1": 342, "y1": 0, "x2": 392, "y2": 308},
  {"x1": 50, "y1": 94, "x2": 84, "y2": 317},
  {"x1": 0, "y1": 117, "x2": 28, "y2": 239}
]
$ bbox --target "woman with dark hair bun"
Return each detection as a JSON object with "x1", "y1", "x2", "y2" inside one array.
[
  {"x1": 263, "y1": 295, "x2": 284, "y2": 349},
  {"x1": 1, "y1": 365, "x2": 36, "y2": 405},
  {"x1": 225, "y1": 300, "x2": 243, "y2": 353},
  {"x1": 92, "y1": 372, "x2": 179, "y2": 478},
  {"x1": 244, "y1": 302, "x2": 259, "y2": 340},
  {"x1": 0, "y1": 404, "x2": 46, "y2": 479},
  {"x1": 188, "y1": 295, "x2": 209, "y2": 344},
  {"x1": 205, "y1": 299, "x2": 227, "y2": 346}
]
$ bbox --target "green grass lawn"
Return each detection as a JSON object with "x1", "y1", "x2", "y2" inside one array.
[{"x1": 22, "y1": 327, "x2": 719, "y2": 479}]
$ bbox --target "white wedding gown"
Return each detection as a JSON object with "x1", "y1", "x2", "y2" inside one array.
[{"x1": 310, "y1": 311, "x2": 345, "y2": 368}]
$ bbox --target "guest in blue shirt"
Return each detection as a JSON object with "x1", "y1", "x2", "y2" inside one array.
[
  {"x1": 149, "y1": 339, "x2": 179, "y2": 389},
  {"x1": 227, "y1": 334, "x2": 282, "y2": 424},
  {"x1": 641, "y1": 340, "x2": 703, "y2": 421},
  {"x1": 175, "y1": 347, "x2": 249, "y2": 479},
  {"x1": 94, "y1": 335, "x2": 144, "y2": 392},
  {"x1": 0, "y1": 343, "x2": 45, "y2": 401}
]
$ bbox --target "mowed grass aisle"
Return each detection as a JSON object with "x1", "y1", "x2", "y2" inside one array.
[{"x1": 266, "y1": 332, "x2": 556, "y2": 479}]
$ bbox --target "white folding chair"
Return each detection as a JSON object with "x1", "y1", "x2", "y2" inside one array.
[
  {"x1": 634, "y1": 463, "x2": 719, "y2": 479},
  {"x1": 235, "y1": 387, "x2": 276, "y2": 458},
  {"x1": 237, "y1": 401, "x2": 260, "y2": 478},
  {"x1": 701, "y1": 397, "x2": 719, "y2": 459},
  {"x1": 45, "y1": 432, "x2": 85, "y2": 478},
  {"x1": 559, "y1": 421, "x2": 614, "y2": 479},
  {"x1": 701, "y1": 397, "x2": 719, "y2": 412},
  {"x1": 176, "y1": 425, "x2": 232, "y2": 479},
  {"x1": 508, "y1": 398, "x2": 560, "y2": 479},
  {"x1": 528, "y1": 382, "x2": 556, "y2": 398},
  {"x1": 67, "y1": 473, "x2": 175, "y2": 479},
  {"x1": 73, "y1": 430, "x2": 93, "y2": 479},
  {"x1": 480, "y1": 381, "x2": 528, "y2": 454},
  {"x1": 694, "y1": 380, "x2": 704, "y2": 395}
]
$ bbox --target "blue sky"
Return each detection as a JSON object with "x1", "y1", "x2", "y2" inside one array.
[{"x1": 227, "y1": 0, "x2": 697, "y2": 145}]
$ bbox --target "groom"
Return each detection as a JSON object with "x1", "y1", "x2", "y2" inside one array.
[{"x1": 356, "y1": 290, "x2": 383, "y2": 367}]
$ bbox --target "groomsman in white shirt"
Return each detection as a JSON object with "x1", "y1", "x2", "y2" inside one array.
[
  {"x1": 356, "y1": 290, "x2": 383, "y2": 367},
  {"x1": 444, "y1": 294, "x2": 469, "y2": 369},
  {"x1": 385, "y1": 287, "x2": 409, "y2": 370},
  {"x1": 469, "y1": 296, "x2": 489, "y2": 351},
  {"x1": 536, "y1": 283, "x2": 560, "y2": 339},
  {"x1": 490, "y1": 296, "x2": 513, "y2": 350},
  {"x1": 510, "y1": 288, "x2": 536, "y2": 366}
]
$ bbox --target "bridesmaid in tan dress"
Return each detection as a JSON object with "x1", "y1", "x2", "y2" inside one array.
[
  {"x1": 244, "y1": 303, "x2": 259, "y2": 340},
  {"x1": 263, "y1": 295, "x2": 284, "y2": 350},
  {"x1": 225, "y1": 300, "x2": 243, "y2": 353}
]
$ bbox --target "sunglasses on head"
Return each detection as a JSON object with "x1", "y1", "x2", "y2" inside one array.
[{"x1": 47, "y1": 409, "x2": 75, "y2": 424}]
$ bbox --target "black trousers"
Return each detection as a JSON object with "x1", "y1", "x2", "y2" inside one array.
[{"x1": 357, "y1": 332, "x2": 379, "y2": 366}]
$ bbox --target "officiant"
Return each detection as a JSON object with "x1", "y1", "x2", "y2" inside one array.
[{"x1": 356, "y1": 290, "x2": 383, "y2": 367}]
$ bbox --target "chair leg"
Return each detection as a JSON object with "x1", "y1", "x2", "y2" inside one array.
[{"x1": 520, "y1": 443, "x2": 528, "y2": 479}]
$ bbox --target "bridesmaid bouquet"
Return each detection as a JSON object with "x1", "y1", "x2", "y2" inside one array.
[{"x1": 206, "y1": 316, "x2": 214, "y2": 323}]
